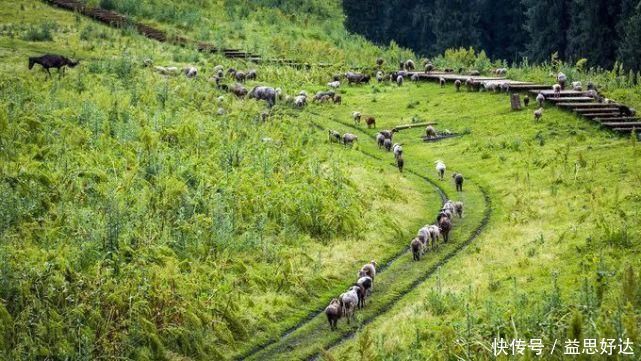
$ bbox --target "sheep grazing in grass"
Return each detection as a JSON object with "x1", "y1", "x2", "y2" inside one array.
[
  {"x1": 314, "y1": 91, "x2": 335, "y2": 102},
  {"x1": 452, "y1": 172, "x2": 464, "y2": 192},
  {"x1": 524, "y1": 94, "x2": 530, "y2": 107},
  {"x1": 143, "y1": 58, "x2": 153, "y2": 67},
  {"x1": 154, "y1": 66, "x2": 179, "y2": 76},
  {"x1": 358, "y1": 261, "x2": 377, "y2": 283},
  {"x1": 352, "y1": 111, "x2": 362, "y2": 125},
  {"x1": 424, "y1": 62, "x2": 434, "y2": 73},
  {"x1": 427, "y1": 225, "x2": 441, "y2": 245},
  {"x1": 425, "y1": 125, "x2": 437, "y2": 138},
  {"x1": 383, "y1": 138, "x2": 392, "y2": 151},
  {"x1": 438, "y1": 216, "x2": 452, "y2": 242},
  {"x1": 380, "y1": 129, "x2": 396, "y2": 140},
  {"x1": 438, "y1": 208, "x2": 453, "y2": 223},
  {"x1": 248, "y1": 86, "x2": 277, "y2": 107},
  {"x1": 393, "y1": 143, "x2": 403, "y2": 160},
  {"x1": 396, "y1": 154, "x2": 404, "y2": 173},
  {"x1": 328, "y1": 130, "x2": 341, "y2": 143},
  {"x1": 411, "y1": 237, "x2": 423, "y2": 261},
  {"x1": 552, "y1": 84, "x2": 561, "y2": 98},
  {"x1": 465, "y1": 77, "x2": 474, "y2": 91},
  {"x1": 342, "y1": 133, "x2": 358, "y2": 147},
  {"x1": 213, "y1": 65, "x2": 223, "y2": 72},
  {"x1": 469, "y1": 70, "x2": 481, "y2": 76},
  {"x1": 417, "y1": 226, "x2": 430, "y2": 245},
  {"x1": 534, "y1": 108, "x2": 543, "y2": 121},
  {"x1": 454, "y1": 79, "x2": 462, "y2": 92},
  {"x1": 500, "y1": 82, "x2": 510, "y2": 93},
  {"x1": 227, "y1": 68, "x2": 237, "y2": 76},
  {"x1": 328, "y1": 80, "x2": 340, "y2": 89},
  {"x1": 235, "y1": 71, "x2": 247, "y2": 82},
  {"x1": 357, "y1": 276, "x2": 373, "y2": 298},
  {"x1": 325, "y1": 299, "x2": 342, "y2": 330},
  {"x1": 453, "y1": 201, "x2": 464, "y2": 218},
  {"x1": 246, "y1": 69, "x2": 257, "y2": 80},
  {"x1": 230, "y1": 83, "x2": 248, "y2": 97},
  {"x1": 557, "y1": 72, "x2": 567, "y2": 89},
  {"x1": 435, "y1": 160, "x2": 446, "y2": 181},
  {"x1": 333, "y1": 94, "x2": 342, "y2": 104},
  {"x1": 411, "y1": 73, "x2": 419, "y2": 82},
  {"x1": 396, "y1": 75, "x2": 404, "y2": 86},
  {"x1": 439, "y1": 77, "x2": 446, "y2": 88},
  {"x1": 536, "y1": 92, "x2": 545, "y2": 107},
  {"x1": 345, "y1": 71, "x2": 370, "y2": 85},
  {"x1": 339, "y1": 287, "x2": 359, "y2": 324},
  {"x1": 572, "y1": 81, "x2": 582, "y2": 91},
  {"x1": 352, "y1": 283, "x2": 367, "y2": 309},
  {"x1": 376, "y1": 133, "x2": 385, "y2": 148},
  {"x1": 183, "y1": 66, "x2": 198, "y2": 78},
  {"x1": 294, "y1": 95, "x2": 307, "y2": 108},
  {"x1": 29, "y1": 54, "x2": 79, "y2": 78},
  {"x1": 404, "y1": 59, "x2": 415, "y2": 71},
  {"x1": 217, "y1": 107, "x2": 225, "y2": 115},
  {"x1": 376, "y1": 71, "x2": 384, "y2": 82},
  {"x1": 495, "y1": 68, "x2": 508, "y2": 76},
  {"x1": 376, "y1": 57, "x2": 384, "y2": 67},
  {"x1": 365, "y1": 117, "x2": 376, "y2": 128}
]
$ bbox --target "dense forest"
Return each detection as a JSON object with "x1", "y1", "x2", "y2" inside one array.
[{"x1": 343, "y1": 0, "x2": 641, "y2": 71}]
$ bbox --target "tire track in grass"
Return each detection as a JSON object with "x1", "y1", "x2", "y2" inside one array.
[
  {"x1": 233, "y1": 116, "x2": 447, "y2": 360},
  {"x1": 236, "y1": 111, "x2": 491, "y2": 360}
]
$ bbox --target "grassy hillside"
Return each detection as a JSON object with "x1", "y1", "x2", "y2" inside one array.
[{"x1": 2, "y1": 1, "x2": 641, "y2": 361}]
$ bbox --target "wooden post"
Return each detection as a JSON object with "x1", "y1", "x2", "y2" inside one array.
[{"x1": 510, "y1": 93, "x2": 522, "y2": 111}]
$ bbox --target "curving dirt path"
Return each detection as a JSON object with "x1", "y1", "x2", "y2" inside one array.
[{"x1": 234, "y1": 113, "x2": 492, "y2": 360}]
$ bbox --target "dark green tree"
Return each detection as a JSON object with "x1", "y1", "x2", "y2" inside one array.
[
  {"x1": 617, "y1": 2, "x2": 641, "y2": 72},
  {"x1": 523, "y1": 0, "x2": 572, "y2": 63}
]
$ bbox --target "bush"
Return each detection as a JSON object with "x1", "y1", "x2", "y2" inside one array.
[{"x1": 22, "y1": 21, "x2": 56, "y2": 41}]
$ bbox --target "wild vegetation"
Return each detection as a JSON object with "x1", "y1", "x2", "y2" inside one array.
[{"x1": 1, "y1": 0, "x2": 641, "y2": 360}]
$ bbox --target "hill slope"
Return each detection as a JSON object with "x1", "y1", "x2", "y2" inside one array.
[{"x1": 2, "y1": 1, "x2": 641, "y2": 361}]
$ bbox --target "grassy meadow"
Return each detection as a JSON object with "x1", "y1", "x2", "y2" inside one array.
[{"x1": 1, "y1": 1, "x2": 641, "y2": 361}]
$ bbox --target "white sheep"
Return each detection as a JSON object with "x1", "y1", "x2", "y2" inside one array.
[
  {"x1": 552, "y1": 84, "x2": 561, "y2": 98},
  {"x1": 572, "y1": 81, "x2": 582, "y2": 91},
  {"x1": 454, "y1": 79, "x2": 462, "y2": 92},
  {"x1": 327, "y1": 80, "x2": 340, "y2": 89},
  {"x1": 183, "y1": 66, "x2": 198, "y2": 78},
  {"x1": 352, "y1": 111, "x2": 362, "y2": 125},
  {"x1": 294, "y1": 95, "x2": 307, "y2": 108},
  {"x1": 435, "y1": 160, "x2": 446, "y2": 181},
  {"x1": 439, "y1": 77, "x2": 446, "y2": 87},
  {"x1": 396, "y1": 75, "x2": 404, "y2": 86},
  {"x1": 339, "y1": 287, "x2": 359, "y2": 324},
  {"x1": 557, "y1": 72, "x2": 567, "y2": 88},
  {"x1": 376, "y1": 71, "x2": 383, "y2": 82},
  {"x1": 536, "y1": 92, "x2": 545, "y2": 107},
  {"x1": 342, "y1": 133, "x2": 358, "y2": 147},
  {"x1": 392, "y1": 143, "x2": 403, "y2": 160},
  {"x1": 534, "y1": 107, "x2": 543, "y2": 121}
]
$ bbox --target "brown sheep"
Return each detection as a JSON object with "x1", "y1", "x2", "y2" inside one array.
[
  {"x1": 325, "y1": 298, "x2": 342, "y2": 330},
  {"x1": 411, "y1": 237, "x2": 422, "y2": 261},
  {"x1": 365, "y1": 116, "x2": 376, "y2": 128},
  {"x1": 452, "y1": 172, "x2": 464, "y2": 192},
  {"x1": 438, "y1": 216, "x2": 452, "y2": 243}
]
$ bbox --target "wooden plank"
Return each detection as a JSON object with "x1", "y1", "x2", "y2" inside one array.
[
  {"x1": 611, "y1": 127, "x2": 640, "y2": 132},
  {"x1": 596, "y1": 117, "x2": 640, "y2": 123},
  {"x1": 393, "y1": 122, "x2": 437, "y2": 131},
  {"x1": 557, "y1": 102, "x2": 620, "y2": 108},
  {"x1": 574, "y1": 107, "x2": 620, "y2": 113},
  {"x1": 582, "y1": 113, "x2": 622, "y2": 118},
  {"x1": 546, "y1": 97, "x2": 595, "y2": 102},
  {"x1": 601, "y1": 121, "x2": 641, "y2": 127},
  {"x1": 529, "y1": 90, "x2": 585, "y2": 97}
]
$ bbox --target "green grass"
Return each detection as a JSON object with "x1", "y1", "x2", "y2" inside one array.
[{"x1": 2, "y1": 1, "x2": 641, "y2": 360}]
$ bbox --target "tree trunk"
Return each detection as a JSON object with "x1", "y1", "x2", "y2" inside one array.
[{"x1": 510, "y1": 93, "x2": 522, "y2": 110}]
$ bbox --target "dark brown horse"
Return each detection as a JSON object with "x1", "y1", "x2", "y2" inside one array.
[{"x1": 28, "y1": 54, "x2": 79, "y2": 78}]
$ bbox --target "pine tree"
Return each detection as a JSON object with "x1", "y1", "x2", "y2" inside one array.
[
  {"x1": 477, "y1": 0, "x2": 528, "y2": 62},
  {"x1": 429, "y1": 0, "x2": 481, "y2": 55},
  {"x1": 566, "y1": 0, "x2": 623, "y2": 68},
  {"x1": 522, "y1": 0, "x2": 571, "y2": 63},
  {"x1": 617, "y1": 2, "x2": 641, "y2": 72}
]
